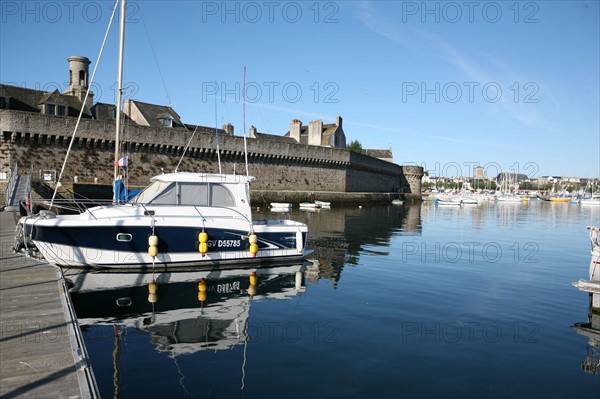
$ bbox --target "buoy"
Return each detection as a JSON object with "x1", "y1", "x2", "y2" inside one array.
[
  {"x1": 148, "y1": 234, "x2": 159, "y2": 258},
  {"x1": 296, "y1": 230, "x2": 303, "y2": 253},
  {"x1": 199, "y1": 242, "x2": 208, "y2": 257},
  {"x1": 148, "y1": 245, "x2": 158, "y2": 258},
  {"x1": 249, "y1": 233, "x2": 257, "y2": 244},
  {"x1": 248, "y1": 232, "x2": 259, "y2": 257},
  {"x1": 248, "y1": 273, "x2": 257, "y2": 297},
  {"x1": 198, "y1": 278, "x2": 207, "y2": 292},
  {"x1": 148, "y1": 293, "x2": 158, "y2": 303},
  {"x1": 249, "y1": 243, "x2": 258, "y2": 257},
  {"x1": 148, "y1": 235, "x2": 159, "y2": 247},
  {"x1": 198, "y1": 230, "x2": 208, "y2": 256},
  {"x1": 197, "y1": 291, "x2": 207, "y2": 302},
  {"x1": 148, "y1": 281, "x2": 157, "y2": 294},
  {"x1": 295, "y1": 271, "x2": 302, "y2": 290},
  {"x1": 249, "y1": 271, "x2": 257, "y2": 286}
]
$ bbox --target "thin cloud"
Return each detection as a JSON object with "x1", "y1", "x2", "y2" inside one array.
[{"x1": 352, "y1": 2, "x2": 547, "y2": 128}]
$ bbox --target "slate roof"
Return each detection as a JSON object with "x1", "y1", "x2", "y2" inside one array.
[
  {"x1": 254, "y1": 132, "x2": 297, "y2": 143},
  {"x1": 0, "y1": 84, "x2": 92, "y2": 118},
  {"x1": 363, "y1": 149, "x2": 393, "y2": 159},
  {"x1": 91, "y1": 102, "x2": 132, "y2": 122},
  {"x1": 129, "y1": 100, "x2": 185, "y2": 128}
]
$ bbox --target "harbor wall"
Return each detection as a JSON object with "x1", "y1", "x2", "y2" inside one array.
[{"x1": 0, "y1": 110, "x2": 423, "y2": 203}]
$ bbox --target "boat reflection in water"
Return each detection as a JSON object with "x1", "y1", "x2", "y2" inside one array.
[
  {"x1": 66, "y1": 263, "x2": 309, "y2": 353},
  {"x1": 65, "y1": 262, "x2": 311, "y2": 397},
  {"x1": 573, "y1": 308, "x2": 600, "y2": 376}
]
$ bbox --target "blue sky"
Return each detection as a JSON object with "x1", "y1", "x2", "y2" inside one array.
[{"x1": 1, "y1": 1, "x2": 598, "y2": 178}]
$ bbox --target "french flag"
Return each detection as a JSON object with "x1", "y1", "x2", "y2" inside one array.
[{"x1": 115, "y1": 156, "x2": 128, "y2": 167}]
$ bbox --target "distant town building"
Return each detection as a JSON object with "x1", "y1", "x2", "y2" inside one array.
[
  {"x1": 283, "y1": 117, "x2": 346, "y2": 149},
  {"x1": 362, "y1": 148, "x2": 393, "y2": 163},
  {"x1": 496, "y1": 172, "x2": 529, "y2": 183},
  {"x1": 473, "y1": 166, "x2": 485, "y2": 179},
  {"x1": 538, "y1": 176, "x2": 560, "y2": 185}
]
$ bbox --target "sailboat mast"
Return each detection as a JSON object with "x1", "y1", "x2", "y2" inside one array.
[{"x1": 113, "y1": 0, "x2": 126, "y2": 202}]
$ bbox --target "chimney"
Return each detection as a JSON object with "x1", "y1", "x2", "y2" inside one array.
[
  {"x1": 222, "y1": 123, "x2": 234, "y2": 135},
  {"x1": 290, "y1": 119, "x2": 302, "y2": 143},
  {"x1": 249, "y1": 125, "x2": 257, "y2": 138},
  {"x1": 334, "y1": 115, "x2": 346, "y2": 148},
  {"x1": 66, "y1": 56, "x2": 93, "y2": 108},
  {"x1": 308, "y1": 119, "x2": 323, "y2": 146}
]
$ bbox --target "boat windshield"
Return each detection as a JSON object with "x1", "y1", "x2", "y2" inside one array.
[{"x1": 131, "y1": 180, "x2": 171, "y2": 204}]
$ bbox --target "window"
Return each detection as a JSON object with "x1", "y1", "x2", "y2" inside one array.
[
  {"x1": 57, "y1": 105, "x2": 65, "y2": 116},
  {"x1": 211, "y1": 184, "x2": 235, "y2": 206},
  {"x1": 180, "y1": 183, "x2": 209, "y2": 206},
  {"x1": 132, "y1": 180, "x2": 171, "y2": 203},
  {"x1": 161, "y1": 114, "x2": 173, "y2": 127},
  {"x1": 133, "y1": 181, "x2": 236, "y2": 207},
  {"x1": 0, "y1": 97, "x2": 6, "y2": 109},
  {"x1": 145, "y1": 182, "x2": 177, "y2": 205},
  {"x1": 45, "y1": 104, "x2": 55, "y2": 115}
]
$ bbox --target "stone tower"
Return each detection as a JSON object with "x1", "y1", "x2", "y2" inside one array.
[{"x1": 65, "y1": 56, "x2": 93, "y2": 107}]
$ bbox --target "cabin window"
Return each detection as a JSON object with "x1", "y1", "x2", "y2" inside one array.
[
  {"x1": 133, "y1": 181, "x2": 236, "y2": 207},
  {"x1": 133, "y1": 180, "x2": 171, "y2": 203},
  {"x1": 210, "y1": 184, "x2": 235, "y2": 206},
  {"x1": 150, "y1": 183, "x2": 177, "y2": 205},
  {"x1": 179, "y1": 183, "x2": 209, "y2": 206}
]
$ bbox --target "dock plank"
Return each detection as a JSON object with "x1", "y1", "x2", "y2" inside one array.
[{"x1": 0, "y1": 212, "x2": 85, "y2": 398}]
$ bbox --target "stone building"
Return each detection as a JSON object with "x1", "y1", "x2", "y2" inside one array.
[{"x1": 1, "y1": 55, "x2": 423, "y2": 202}]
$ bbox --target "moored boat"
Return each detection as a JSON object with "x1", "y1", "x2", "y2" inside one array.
[
  {"x1": 270, "y1": 202, "x2": 292, "y2": 209},
  {"x1": 17, "y1": 173, "x2": 309, "y2": 268}
]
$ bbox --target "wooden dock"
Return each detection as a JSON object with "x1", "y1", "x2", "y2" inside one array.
[{"x1": 0, "y1": 211, "x2": 98, "y2": 398}]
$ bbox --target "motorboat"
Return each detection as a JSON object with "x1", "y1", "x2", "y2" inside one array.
[{"x1": 17, "y1": 173, "x2": 309, "y2": 268}]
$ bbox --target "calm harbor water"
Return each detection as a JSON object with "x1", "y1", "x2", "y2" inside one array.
[{"x1": 66, "y1": 200, "x2": 600, "y2": 398}]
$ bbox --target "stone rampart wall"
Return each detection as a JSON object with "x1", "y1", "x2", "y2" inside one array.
[{"x1": 1, "y1": 110, "x2": 423, "y2": 195}]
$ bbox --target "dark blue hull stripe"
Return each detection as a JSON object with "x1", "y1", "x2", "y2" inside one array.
[{"x1": 32, "y1": 225, "x2": 307, "y2": 254}]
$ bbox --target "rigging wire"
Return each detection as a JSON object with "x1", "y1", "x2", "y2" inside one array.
[
  {"x1": 175, "y1": 125, "x2": 198, "y2": 173},
  {"x1": 50, "y1": 0, "x2": 120, "y2": 208},
  {"x1": 215, "y1": 89, "x2": 222, "y2": 174},
  {"x1": 138, "y1": 3, "x2": 172, "y2": 107},
  {"x1": 243, "y1": 66, "x2": 249, "y2": 177}
]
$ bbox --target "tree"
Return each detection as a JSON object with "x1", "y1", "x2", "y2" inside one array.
[{"x1": 346, "y1": 140, "x2": 363, "y2": 153}]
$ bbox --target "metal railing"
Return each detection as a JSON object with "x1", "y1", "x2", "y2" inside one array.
[{"x1": 5, "y1": 161, "x2": 18, "y2": 208}]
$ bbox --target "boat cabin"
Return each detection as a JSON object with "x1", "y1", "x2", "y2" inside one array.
[{"x1": 131, "y1": 173, "x2": 254, "y2": 210}]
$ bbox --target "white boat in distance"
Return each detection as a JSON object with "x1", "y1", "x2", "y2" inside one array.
[
  {"x1": 270, "y1": 202, "x2": 292, "y2": 209},
  {"x1": 20, "y1": 173, "x2": 309, "y2": 268}
]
